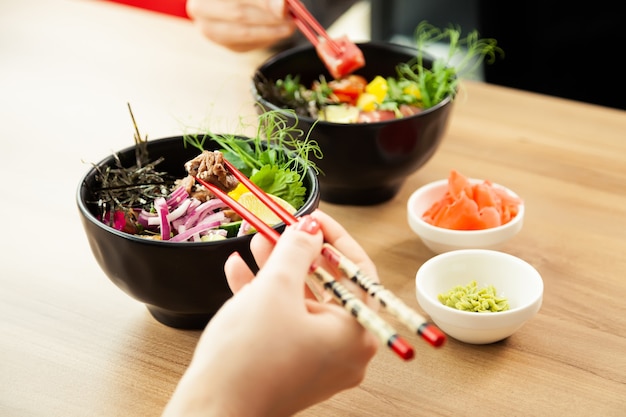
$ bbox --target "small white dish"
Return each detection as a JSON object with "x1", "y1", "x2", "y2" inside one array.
[
  {"x1": 415, "y1": 249, "x2": 543, "y2": 344},
  {"x1": 407, "y1": 178, "x2": 524, "y2": 254}
]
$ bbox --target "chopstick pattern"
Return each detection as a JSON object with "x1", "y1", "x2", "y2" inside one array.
[
  {"x1": 321, "y1": 244, "x2": 446, "y2": 347},
  {"x1": 308, "y1": 262, "x2": 414, "y2": 360},
  {"x1": 191, "y1": 153, "x2": 449, "y2": 359},
  {"x1": 193, "y1": 175, "x2": 415, "y2": 361},
  {"x1": 221, "y1": 159, "x2": 446, "y2": 348}
]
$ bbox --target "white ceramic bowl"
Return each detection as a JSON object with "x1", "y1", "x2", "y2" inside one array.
[
  {"x1": 415, "y1": 249, "x2": 543, "y2": 344},
  {"x1": 407, "y1": 178, "x2": 524, "y2": 254}
]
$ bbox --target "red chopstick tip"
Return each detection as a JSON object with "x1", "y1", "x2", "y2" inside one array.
[
  {"x1": 419, "y1": 323, "x2": 447, "y2": 348},
  {"x1": 389, "y1": 335, "x2": 415, "y2": 361}
]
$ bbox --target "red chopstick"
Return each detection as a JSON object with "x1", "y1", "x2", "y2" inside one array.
[
  {"x1": 193, "y1": 174, "x2": 416, "y2": 361},
  {"x1": 220, "y1": 159, "x2": 446, "y2": 348},
  {"x1": 195, "y1": 159, "x2": 446, "y2": 353},
  {"x1": 286, "y1": 0, "x2": 343, "y2": 56}
]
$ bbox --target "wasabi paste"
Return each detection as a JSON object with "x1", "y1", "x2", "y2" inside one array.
[{"x1": 438, "y1": 280, "x2": 509, "y2": 312}]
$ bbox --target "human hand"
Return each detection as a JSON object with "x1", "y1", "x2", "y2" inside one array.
[
  {"x1": 162, "y1": 210, "x2": 379, "y2": 417},
  {"x1": 186, "y1": 0, "x2": 296, "y2": 52}
]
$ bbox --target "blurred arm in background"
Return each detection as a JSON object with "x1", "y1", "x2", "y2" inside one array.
[{"x1": 186, "y1": 0, "x2": 358, "y2": 52}]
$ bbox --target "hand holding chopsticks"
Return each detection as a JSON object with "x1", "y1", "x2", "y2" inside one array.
[
  {"x1": 186, "y1": 0, "x2": 364, "y2": 77},
  {"x1": 196, "y1": 177, "x2": 415, "y2": 360},
  {"x1": 192, "y1": 157, "x2": 446, "y2": 360}
]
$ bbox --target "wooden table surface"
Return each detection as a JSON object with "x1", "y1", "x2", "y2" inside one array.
[{"x1": 1, "y1": 1, "x2": 625, "y2": 416}]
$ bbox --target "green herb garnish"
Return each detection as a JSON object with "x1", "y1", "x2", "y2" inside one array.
[
  {"x1": 183, "y1": 109, "x2": 322, "y2": 209},
  {"x1": 395, "y1": 21, "x2": 504, "y2": 108}
]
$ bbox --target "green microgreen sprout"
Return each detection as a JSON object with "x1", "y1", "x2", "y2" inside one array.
[
  {"x1": 183, "y1": 108, "x2": 322, "y2": 209},
  {"x1": 399, "y1": 21, "x2": 504, "y2": 108}
]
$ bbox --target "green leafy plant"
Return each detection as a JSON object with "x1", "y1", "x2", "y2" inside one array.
[
  {"x1": 397, "y1": 21, "x2": 504, "y2": 108},
  {"x1": 183, "y1": 109, "x2": 322, "y2": 209}
]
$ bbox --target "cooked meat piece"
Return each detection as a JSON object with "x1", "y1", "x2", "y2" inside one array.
[
  {"x1": 223, "y1": 208, "x2": 241, "y2": 222},
  {"x1": 184, "y1": 150, "x2": 239, "y2": 193},
  {"x1": 176, "y1": 175, "x2": 195, "y2": 195},
  {"x1": 190, "y1": 187, "x2": 213, "y2": 202},
  {"x1": 173, "y1": 175, "x2": 215, "y2": 202}
]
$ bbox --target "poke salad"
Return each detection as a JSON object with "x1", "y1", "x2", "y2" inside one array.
[
  {"x1": 89, "y1": 109, "x2": 321, "y2": 242},
  {"x1": 254, "y1": 22, "x2": 502, "y2": 124}
]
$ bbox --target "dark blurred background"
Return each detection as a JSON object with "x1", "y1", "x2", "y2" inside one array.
[{"x1": 369, "y1": 0, "x2": 625, "y2": 110}]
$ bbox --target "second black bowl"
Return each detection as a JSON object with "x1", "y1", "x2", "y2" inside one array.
[{"x1": 252, "y1": 41, "x2": 454, "y2": 205}]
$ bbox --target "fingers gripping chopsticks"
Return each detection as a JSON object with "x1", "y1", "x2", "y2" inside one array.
[{"x1": 193, "y1": 158, "x2": 446, "y2": 360}]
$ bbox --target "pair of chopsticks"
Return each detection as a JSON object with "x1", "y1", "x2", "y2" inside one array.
[
  {"x1": 194, "y1": 160, "x2": 446, "y2": 361},
  {"x1": 285, "y1": 0, "x2": 343, "y2": 56}
]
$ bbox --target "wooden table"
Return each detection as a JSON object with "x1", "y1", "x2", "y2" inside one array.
[{"x1": 1, "y1": 1, "x2": 625, "y2": 416}]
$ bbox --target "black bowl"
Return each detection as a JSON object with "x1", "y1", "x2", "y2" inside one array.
[
  {"x1": 77, "y1": 136, "x2": 320, "y2": 329},
  {"x1": 252, "y1": 41, "x2": 454, "y2": 205}
]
